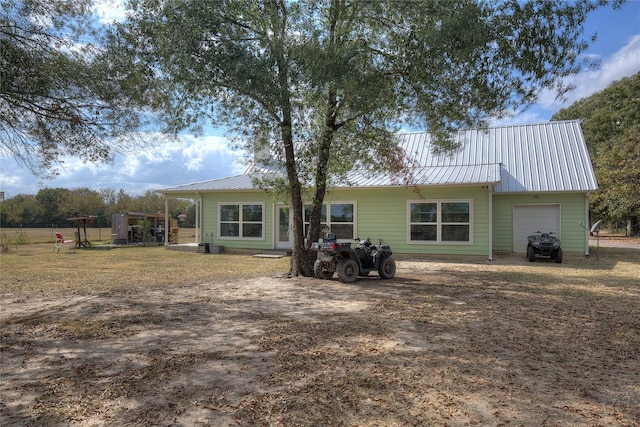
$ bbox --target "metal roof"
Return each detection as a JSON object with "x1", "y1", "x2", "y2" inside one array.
[
  {"x1": 339, "y1": 163, "x2": 502, "y2": 188},
  {"x1": 489, "y1": 121, "x2": 598, "y2": 193},
  {"x1": 158, "y1": 173, "x2": 269, "y2": 193},
  {"x1": 158, "y1": 120, "x2": 597, "y2": 194},
  {"x1": 379, "y1": 120, "x2": 598, "y2": 192}
]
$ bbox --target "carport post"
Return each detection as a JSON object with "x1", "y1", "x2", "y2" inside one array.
[{"x1": 164, "y1": 196, "x2": 169, "y2": 246}]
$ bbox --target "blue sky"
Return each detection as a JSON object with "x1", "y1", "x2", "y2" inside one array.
[{"x1": 1, "y1": 1, "x2": 639, "y2": 198}]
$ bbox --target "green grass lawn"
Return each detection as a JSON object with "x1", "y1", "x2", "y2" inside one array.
[{"x1": 1, "y1": 243, "x2": 290, "y2": 295}]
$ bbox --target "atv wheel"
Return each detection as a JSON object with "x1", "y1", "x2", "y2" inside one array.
[
  {"x1": 314, "y1": 259, "x2": 334, "y2": 280},
  {"x1": 554, "y1": 248, "x2": 563, "y2": 263},
  {"x1": 337, "y1": 259, "x2": 359, "y2": 283},
  {"x1": 527, "y1": 245, "x2": 536, "y2": 262},
  {"x1": 378, "y1": 256, "x2": 396, "y2": 279}
]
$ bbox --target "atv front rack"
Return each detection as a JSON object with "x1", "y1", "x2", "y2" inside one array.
[{"x1": 311, "y1": 241, "x2": 351, "y2": 251}]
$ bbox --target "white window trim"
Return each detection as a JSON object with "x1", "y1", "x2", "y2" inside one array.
[
  {"x1": 304, "y1": 201, "x2": 357, "y2": 241},
  {"x1": 218, "y1": 202, "x2": 266, "y2": 241},
  {"x1": 407, "y1": 199, "x2": 474, "y2": 245}
]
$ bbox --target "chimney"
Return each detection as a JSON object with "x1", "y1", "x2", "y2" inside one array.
[{"x1": 253, "y1": 129, "x2": 271, "y2": 167}]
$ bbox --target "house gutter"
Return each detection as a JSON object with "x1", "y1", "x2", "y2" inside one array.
[
  {"x1": 585, "y1": 192, "x2": 590, "y2": 256},
  {"x1": 488, "y1": 185, "x2": 493, "y2": 261},
  {"x1": 196, "y1": 192, "x2": 202, "y2": 244}
]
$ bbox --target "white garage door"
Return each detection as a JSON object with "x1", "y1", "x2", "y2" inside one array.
[{"x1": 513, "y1": 204, "x2": 560, "y2": 252}]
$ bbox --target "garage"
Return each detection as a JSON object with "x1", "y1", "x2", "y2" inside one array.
[{"x1": 512, "y1": 204, "x2": 560, "y2": 252}]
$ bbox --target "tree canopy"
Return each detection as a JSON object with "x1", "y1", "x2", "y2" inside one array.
[
  {"x1": 109, "y1": 0, "x2": 619, "y2": 275},
  {"x1": 552, "y1": 72, "x2": 640, "y2": 236},
  {"x1": 0, "y1": 0, "x2": 152, "y2": 178}
]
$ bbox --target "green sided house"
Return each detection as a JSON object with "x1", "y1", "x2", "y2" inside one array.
[{"x1": 157, "y1": 120, "x2": 598, "y2": 260}]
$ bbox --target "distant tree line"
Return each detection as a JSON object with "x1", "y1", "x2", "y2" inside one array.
[{"x1": 0, "y1": 188, "x2": 195, "y2": 228}]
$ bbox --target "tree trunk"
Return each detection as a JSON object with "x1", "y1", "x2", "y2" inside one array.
[
  {"x1": 304, "y1": 6, "x2": 340, "y2": 268},
  {"x1": 278, "y1": 81, "x2": 311, "y2": 277},
  {"x1": 281, "y1": 124, "x2": 309, "y2": 277},
  {"x1": 288, "y1": 186, "x2": 312, "y2": 277},
  {"x1": 269, "y1": 7, "x2": 312, "y2": 278},
  {"x1": 626, "y1": 216, "x2": 639, "y2": 237}
]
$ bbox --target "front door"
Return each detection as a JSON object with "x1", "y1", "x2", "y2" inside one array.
[{"x1": 275, "y1": 205, "x2": 293, "y2": 250}]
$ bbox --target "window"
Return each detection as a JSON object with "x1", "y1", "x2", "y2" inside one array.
[
  {"x1": 410, "y1": 202, "x2": 437, "y2": 241},
  {"x1": 304, "y1": 202, "x2": 355, "y2": 239},
  {"x1": 219, "y1": 203, "x2": 264, "y2": 239},
  {"x1": 409, "y1": 200, "x2": 472, "y2": 244}
]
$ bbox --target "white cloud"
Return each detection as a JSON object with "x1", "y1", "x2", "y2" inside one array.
[
  {"x1": 490, "y1": 33, "x2": 640, "y2": 126},
  {"x1": 118, "y1": 155, "x2": 142, "y2": 177},
  {"x1": 0, "y1": 165, "x2": 22, "y2": 188},
  {"x1": 93, "y1": 0, "x2": 127, "y2": 24},
  {"x1": 538, "y1": 34, "x2": 640, "y2": 110},
  {"x1": 491, "y1": 110, "x2": 547, "y2": 127},
  {"x1": 0, "y1": 133, "x2": 247, "y2": 197},
  {"x1": 180, "y1": 134, "x2": 241, "y2": 171}
]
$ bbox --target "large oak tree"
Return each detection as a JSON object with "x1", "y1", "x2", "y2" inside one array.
[
  {"x1": 109, "y1": 0, "x2": 620, "y2": 275},
  {"x1": 1, "y1": 0, "x2": 151, "y2": 178}
]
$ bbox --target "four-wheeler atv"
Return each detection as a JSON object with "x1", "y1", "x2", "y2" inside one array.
[
  {"x1": 311, "y1": 232, "x2": 396, "y2": 283},
  {"x1": 527, "y1": 231, "x2": 562, "y2": 263}
]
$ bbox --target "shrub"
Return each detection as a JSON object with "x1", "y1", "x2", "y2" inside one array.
[{"x1": 0, "y1": 231, "x2": 28, "y2": 252}]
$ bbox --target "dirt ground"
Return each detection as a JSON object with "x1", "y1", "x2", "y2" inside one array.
[{"x1": 1, "y1": 244, "x2": 639, "y2": 426}]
